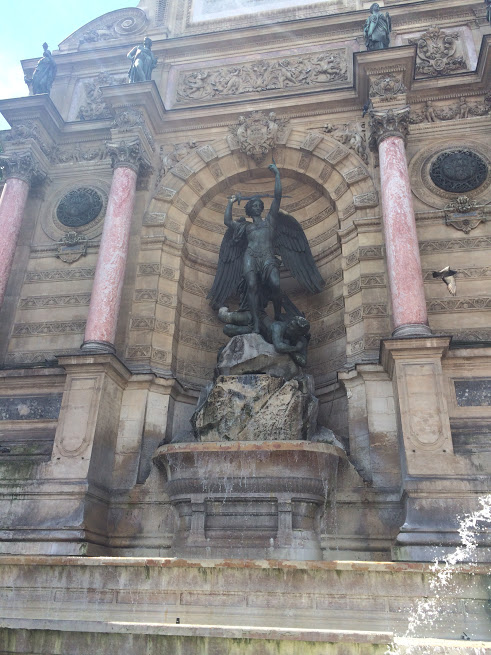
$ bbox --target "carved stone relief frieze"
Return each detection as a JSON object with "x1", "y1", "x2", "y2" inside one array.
[
  {"x1": 408, "y1": 26, "x2": 467, "y2": 77},
  {"x1": 409, "y1": 94, "x2": 491, "y2": 123},
  {"x1": 175, "y1": 49, "x2": 348, "y2": 103}
]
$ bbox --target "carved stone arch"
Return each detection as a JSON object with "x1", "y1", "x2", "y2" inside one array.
[
  {"x1": 58, "y1": 8, "x2": 149, "y2": 51},
  {"x1": 142, "y1": 133, "x2": 378, "y2": 387}
]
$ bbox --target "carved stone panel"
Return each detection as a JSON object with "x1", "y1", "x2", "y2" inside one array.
[
  {"x1": 174, "y1": 48, "x2": 349, "y2": 104},
  {"x1": 408, "y1": 27, "x2": 467, "y2": 78}
]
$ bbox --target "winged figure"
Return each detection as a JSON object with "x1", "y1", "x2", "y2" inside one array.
[{"x1": 208, "y1": 161, "x2": 324, "y2": 336}]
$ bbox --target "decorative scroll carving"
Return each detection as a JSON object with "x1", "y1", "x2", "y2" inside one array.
[
  {"x1": 57, "y1": 8, "x2": 148, "y2": 48},
  {"x1": 369, "y1": 73, "x2": 406, "y2": 102},
  {"x1": 0, "y1": 152, "x2": 46, "y2": 186},
  {"x1": 229, "y1": 111, "x2": 289, "y2": 164},
  {"x1": 408, "y1": 26, "x2": 467, "y2": 77},
  {"x1": 368, "y1": 106, "x2": 410, "y2": 151},
  {"x1": 176, "y1": 50, "x2": 348, "y2": 103},
  {"x1": 323, "y1": 122, "x2": 368, "y2": 163},
  {"x1": 430, "y1": 150, "x2": 487, "y2": 193},
  {"x1": 12, "y1": 321, "x2": 86, "y2": 336}
]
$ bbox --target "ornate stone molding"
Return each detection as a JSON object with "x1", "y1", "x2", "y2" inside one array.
[
  {"x1": 368, "y1": 107, "x2": 410, "y2": 151},
  {"x1": 0, "y1": 151, "x2": 47, "y2": 185},
  {"x1": 106, "y1": 139, "x2": 152, "y2": 175}
]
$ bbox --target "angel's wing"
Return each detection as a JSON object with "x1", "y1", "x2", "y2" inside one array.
[
  {"x1": 207, "y1": 222, "x2": 247, "y2": 309},
  {"x1": 274, "y1": 209, "x2": 324, "y2": 294}
]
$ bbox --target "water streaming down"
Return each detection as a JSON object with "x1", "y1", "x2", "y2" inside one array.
[{"x1": 388, "y1": 495, "x2": 491, "y2": 655}]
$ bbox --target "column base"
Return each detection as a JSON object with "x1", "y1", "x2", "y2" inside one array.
[
  {"x1": 80, "y1": 340, "x2": 116, "y2": 354},
  {"x1": 391, "y1": 323, "x2": 432, "y2": 338}
]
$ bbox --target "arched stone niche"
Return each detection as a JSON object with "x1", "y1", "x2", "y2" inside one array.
[{"x1": 133, "y1": 129, "x2": 378, "y2": 389}]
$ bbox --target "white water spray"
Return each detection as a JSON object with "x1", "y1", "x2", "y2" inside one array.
[{"x1": 388, "y1": 494, "x2": 491, "y2": 655}]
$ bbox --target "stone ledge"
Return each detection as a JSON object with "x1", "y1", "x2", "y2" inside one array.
[{"x1": 0, "y1": 555, "x2": 489, "y2": 574}]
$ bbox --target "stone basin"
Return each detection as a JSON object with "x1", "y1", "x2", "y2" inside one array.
[{"x1": 153, "y1": 441, "x2": 344, "y2": 560}]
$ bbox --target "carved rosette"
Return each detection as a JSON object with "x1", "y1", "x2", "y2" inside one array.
[
  {"x1": 0, "y1": 151, "x2": 47, "y2": 186},
  {"x1": 106, "y1": 139, "x2": 152, "y2": 175},
  {"x1": 368, "y1": 107, "x2": 410, "y2": 151}
]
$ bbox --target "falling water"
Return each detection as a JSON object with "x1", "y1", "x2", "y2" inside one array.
[{"x1": 388, "y1": 494, "x2": 491, "y2": 655}]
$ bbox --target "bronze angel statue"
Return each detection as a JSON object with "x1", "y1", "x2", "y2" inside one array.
[{"x1": 208, "y1": 160, "x2": 324, "y2": 352}]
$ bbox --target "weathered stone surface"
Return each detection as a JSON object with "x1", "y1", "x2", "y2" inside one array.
[
  {"x1": 217, "y1": 333, "x2": 300, "y2": 380},
  {"x1": 192, "y1": 373, "x2": 318, "y2": 442}
]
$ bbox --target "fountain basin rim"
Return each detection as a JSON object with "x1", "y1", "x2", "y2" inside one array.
[
  {"x1": 0, "y1": 555, "x2": 489, "y2": 575},
  {"x1": 154, "y1": 440, "x2": 346, "y2": 459}
]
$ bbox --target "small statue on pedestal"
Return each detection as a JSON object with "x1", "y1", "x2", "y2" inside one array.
[
  {"x1": 25, "y1": 43, "x2": 57, "y2": 95},
  {"x1": 127, "y1": 37, "x2": 158, "y2": 83},
  {"x1": 364, "y1": 3, "x2": 391, "y2": 51}
]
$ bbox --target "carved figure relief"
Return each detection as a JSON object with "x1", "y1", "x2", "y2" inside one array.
[
  {"x1": 230, "y1": 112, "x2": 289, "y2": 164},
  {"x1": 158, "y1": 141, "x2": 199, "y2": 180},
  {"x1": 409, "y1": 94, "x2": 491, "y2": 123},
  {"x1": 78, "y1": 73, "x2": 125, "y2": 121},
  {"x1": 323, "y1": 122, "x2": 368, "y2": 163},
  {"x1": 369, "y1": 73, "x2": 406, "y2": 102},
  {"x1": 430, "y1": 150, "x2": 488, "y2": 193},
  {"x1": 408, "y1": 26, "x2": 467, "y2": 77},
  {"x1": 176, "y1": 50, "x2": 348, "y2": 103}
]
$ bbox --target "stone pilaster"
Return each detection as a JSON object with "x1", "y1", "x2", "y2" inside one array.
[
  {"x1": 0, "y1": 151, "x2": 46, "y2": 308},
  {"x1": 369, "y1": 107, "x2": 430, "y2": 338}
]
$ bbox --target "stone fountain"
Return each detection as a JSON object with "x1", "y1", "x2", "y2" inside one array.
[{"x1": 153, "y1": 333, "x2": 346, "y2": 560}]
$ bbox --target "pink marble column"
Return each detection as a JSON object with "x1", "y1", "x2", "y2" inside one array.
[
  {"x1": 370, "y1": 108, "x2": 431, "y2": 337},
  {"x1": 0, "y1": 153, "x2": 45, "y2": 308},
  {"x1": 82, "y1": 141, "x2": 144, "y2": 352}
]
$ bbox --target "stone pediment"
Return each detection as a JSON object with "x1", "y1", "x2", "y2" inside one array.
[{"x1": 58, "y1": 7, "x2": 148, "y2": 51}]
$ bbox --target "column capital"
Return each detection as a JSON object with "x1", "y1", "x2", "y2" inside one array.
[
  {"x1": 368, "y1": 106, "x2": 410, "y2": 152},
  {"x1": 0, "y1": 150, "x2": 47, "y2": 186},
  {"x1": 106, "y1": 138, "x2": 153, "y2": 177}
]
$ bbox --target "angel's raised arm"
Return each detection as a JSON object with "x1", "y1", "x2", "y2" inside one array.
[
  {"x1": 224, "y1": 195, "x2": 237, "y2": 228},
  {"x1": 268, "y1": 160, "x2": 282, "y2": 223}
]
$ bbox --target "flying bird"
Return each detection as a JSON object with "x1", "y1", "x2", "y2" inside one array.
[{"x1": 432, "y1": 266, "x2": 457, "y2": 296}]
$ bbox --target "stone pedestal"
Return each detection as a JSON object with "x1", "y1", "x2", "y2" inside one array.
[
  {"x1": 381, "y1": 337, "x2": 491, "y2": 560},
  {"x1": 153, "y1": 441, "x2": 344, "y2": 560},
  {"x1": 0, "y1": 353, "x2": 130, "y2": 556}
]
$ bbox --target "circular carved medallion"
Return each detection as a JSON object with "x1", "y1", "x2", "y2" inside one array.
[
  {"x1": 56, "y1": 187, "x2": 104, "y2": 228},
  {"x1": 429, "y1": 150, "x2": 487, "y2": 193}
]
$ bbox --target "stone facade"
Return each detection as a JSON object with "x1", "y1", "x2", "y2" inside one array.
[{"x1": 0, "y1": 0, "x2": 491, "y2": 651}]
